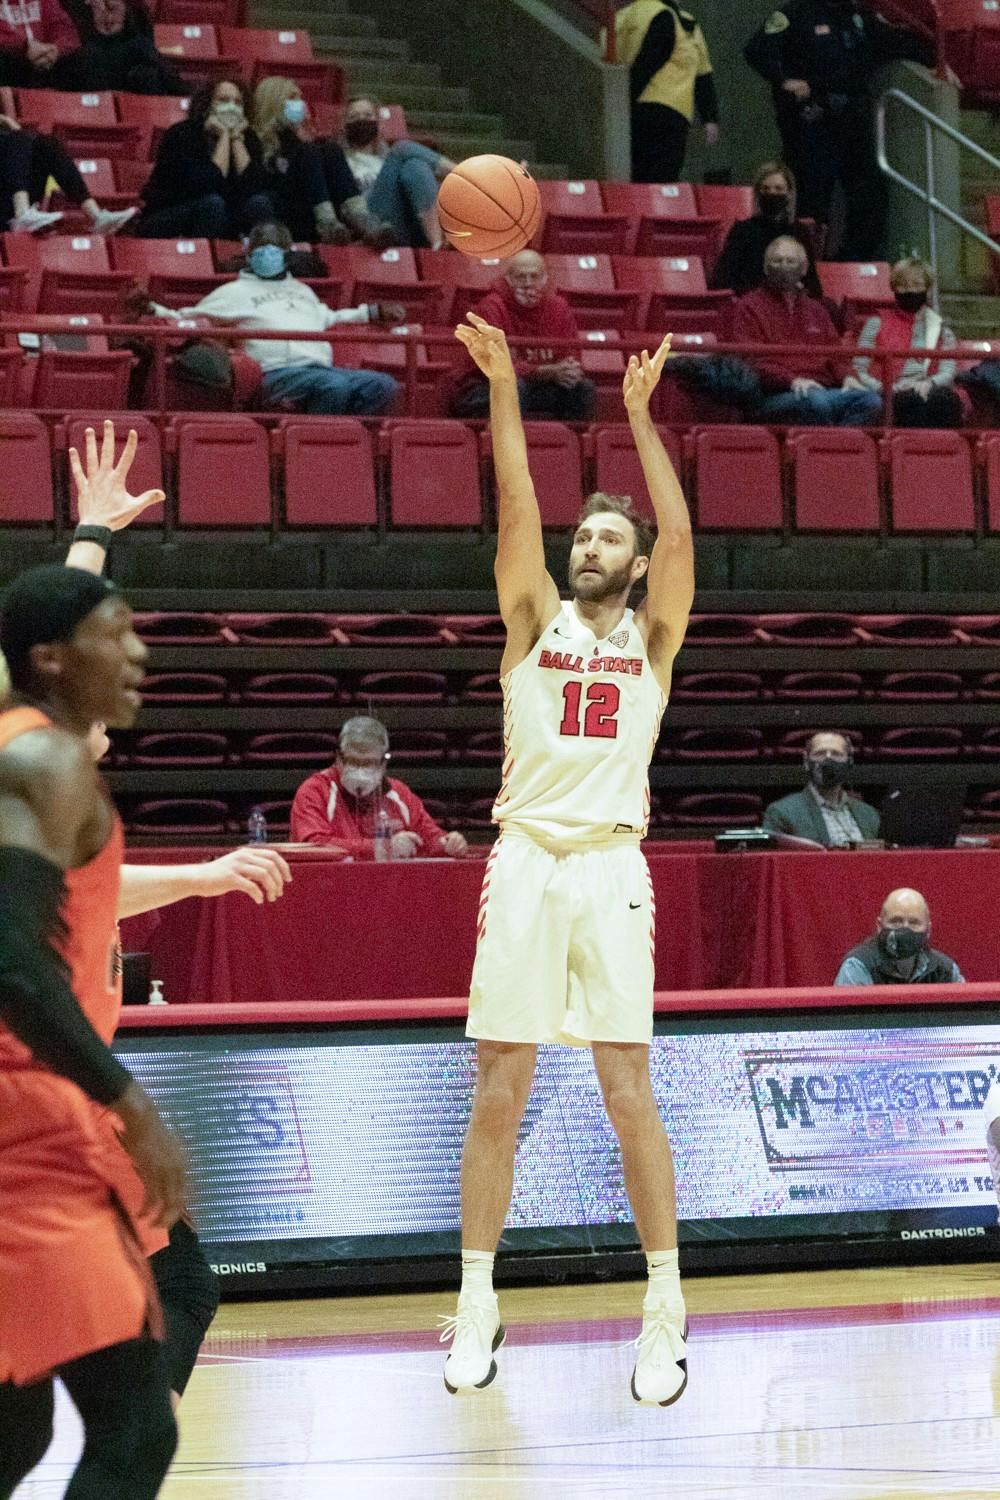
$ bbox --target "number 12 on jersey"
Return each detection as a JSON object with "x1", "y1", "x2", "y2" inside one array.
[{"x1": 559, "y1": 681, "x2": 621, "y2": 738}]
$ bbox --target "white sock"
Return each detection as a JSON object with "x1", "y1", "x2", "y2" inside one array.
[
  {"x1": 460, "y1": 1249, "x2": 496, "y2": 1302},
  {"x1": 644, "y1": 1249, "x2": 683, "y2": 1313}
]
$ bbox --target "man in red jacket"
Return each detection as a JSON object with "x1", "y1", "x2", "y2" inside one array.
[
  {"x1": 0, "y1": 0, "x2": 81, "y2": 87},
  {"x1": 450, "y1": 250, "x2": 595, "y2": 421},
  {"x1": 733, "y1": 235, "x2": 881, "y2": 425},
  {"x1": 290, "y1": 715, "x2": 469, "y2": 858}
]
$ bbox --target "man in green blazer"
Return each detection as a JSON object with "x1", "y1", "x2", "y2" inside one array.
[{"x1": 763, "y1": 731, "x2": 880, "y2": 847}]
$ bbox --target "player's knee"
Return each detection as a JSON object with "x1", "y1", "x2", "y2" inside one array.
[
  {"x1": 474, "y1": 1077, "x2": 527, "y2": 1137},
  {"x1": 113, "y1": 1401, "x2": 178, "y2": 1479},
  {"x1": 603, "y1": 1082, "x2": 652, "y2": 1140}
]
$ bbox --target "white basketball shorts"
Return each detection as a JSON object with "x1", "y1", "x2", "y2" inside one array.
[{"x1": 467, "y1": 835, "x2": 655, "y2": 1046}]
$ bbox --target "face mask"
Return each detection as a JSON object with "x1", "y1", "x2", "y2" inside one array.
[
  {"x1": 283, "y1": 97, "x2": 307, "y2": 126},
  {"x1": 345, "y1": 118, "x2": 379, "y2": 148},
  {"x1": 894, "y1": 290, "x2": 927, "y2": 313},
  {"x1": 340, "y1": 764, "x2": 383, "y2": 798},
  {"x1": 248, "y1": 243, "x2": 286, "y2": 279},
  {"x1": 878, "y1": 927, "x2": 927, "y2": 963},
  {"x1": 807, "y1": 756, "x2": 850, "y2": 789},
  {"x1": 759, "y1": 194, "x2": 789, "y2": 219},
  {"x1": 766, "y1": 265, "x2": 802, "y2": 293},
  {"x1": 212, "y1": 101, "x2": 245, "y2": 129}
]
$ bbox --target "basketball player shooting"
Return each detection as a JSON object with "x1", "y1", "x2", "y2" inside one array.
[{"x1": 442, "y1": 313, "x2": 694, "y2": 1406}]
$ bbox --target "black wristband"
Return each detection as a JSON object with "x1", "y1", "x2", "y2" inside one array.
[{"x1": 73, "y1": 524, "x2": 113, "y2": 548}]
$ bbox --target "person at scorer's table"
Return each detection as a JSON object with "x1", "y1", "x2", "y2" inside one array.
[
  {"x1": 834, "y1": 887, "x2": 965, "y2": 985},
  {"x1": 762, "y1": 731, "x2": 880, "y2": 847},
  {"x1": 290, "y1": 715, "x2": 468, "y2": 858}
]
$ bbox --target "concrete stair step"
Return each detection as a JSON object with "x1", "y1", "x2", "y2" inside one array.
[
  {"x1": 370, "y1": 82, "x2": 471, "y2": 110},
  {"x1": 312, "y1": 33, "x2": 410, "y2": 59},
  {"x1": 255, "y1": 8, "x2": 378, "y2": 36},
  {"x1": 940, "y1": 291, "x2": 1000, "y2": 336},
  {"x1": 404, "y1": 108, "x2": 506, "y2": 137},
  {"x1": 428, "y1": 132, "x2": 535, "y2": 160},
  {"x1": 957, "y1": 108, "x2": 1000, "y2": 156},
  {"x1": 336, "y1": 58, "x2": 442, "y2": 89},
  {"x1": 529, "y1": 162, "x2": 569, "y2": 180},
  {"x1": 251, "y1": 0, "x2": 351, "y2": 12}
]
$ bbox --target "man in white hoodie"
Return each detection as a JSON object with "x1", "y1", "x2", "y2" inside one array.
[{"x1": 156, "y1": 220, "x2": 402, "y2": 415}]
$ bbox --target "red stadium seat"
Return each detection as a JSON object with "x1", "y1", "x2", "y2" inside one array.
[
  {"x1": 110, "y1": 237, "x2": 216, "y2": 278},
  {"x1": 774, "y1": 672, "x2": 863, "y2": 700},
  {"x1": 387, "y1": 730, "x2": 449, "y2": 764},
  {"x1": 376, "y1": 104, "x2": 408, "y2": 142},
  {"x1": 690, "y1": 426, "x2": 782, "y2": 529},
  {"x1": 601, "y1": 182, "x2": 719, "y2": 262},
  {"x1": 578, "y1": 329, "x2": 628, "y2": 420},
  {"x1": 224, "y1": 613, "x2": 334, "y2": 644},
  {"x1": 684, "y1": 615, "x2": 766, "y2": 645},
  {"x1": 63, "y1": 416, "x2": 162, "y2": 524},
  {"x1": 334, "y1": 615, "x2": 448, "y2": 645},
  {"x1": 60, "y1": 156, "x2": 117, "y2": 201},
  {"x1": 978, "y1": 433, "x2": 1000, "y2": 531},
  {"x1": 219, "y1": 25, "x2": 313, "y2": 61},
  {"x1": 612, "y1": 255, "x2": 731, "y2": 335},
  {"x1": 129, "y1": 800, "x2": 229, "y2": 835},
  {"x1": 459, "y1": 674, "x2": 502, "y2": 701},
  {"x1": 387, "y1": 420, "x2": 481, "y2": 526},
  {"x1": 32, "y1": 349, "x2": 134, "y2": 408},
  {"x1": 282, "y1": 418, "x2": 377, "y2": 526},
  {"x1": 763, "y1": 614, "x2": 861, "y2": 645},
  {"x1": 355, "y1": 671, "x2": 447, "y2": 702},
  {"x1": 960, "y1": 617, "x2": 1000, "y2": 646},
  {"x1": 672, "y1": 792, "x2": 763, "y2": 827},
  {"x1": 816, "y1": 261, "x2": 893, "y2": 316},
  {"x1": 592, "y1": 421, "x2": 681, "y2": 513},
  {"x1": 37, "y1": 269, "x2": 132, "y2": 316},
  {"x1": 456, "y1": 731, "x2": 504, "y2": 764},
  {"x1": 243, "y1": 733, "x2": 338, "y2": 766},
  {"x1": 544, "y1": 253, "x2": 639, "y2": 331},
  {"x1": 116, "y1": 92, "x2": 190, "y2": 131},
  {"x1": 0, "y1": 412, "x2": 52, "y2": 521},
  {"x1": 152, "y1": 22, "x2": 220, "y2": 57},
  {"x1": 175, "y1": 418, "x2": 271, "y2": 525},
  {"x1": 672, "y1": 728, "x2": 764, "y2": 760},
  {"x1": 146, "y1": 272, "x2": 230, "y2": 308},
  {"x1": 157, "y1": 0, "x2": 244, "y2": 23},
  {"x1": 877, "y1": 672, "x2": 963, "y2": 701},
  {"x1": 856, "y1": 615, "x2": 963, "y2": 646},
  {"x1": 883, "y1": 431, "x2": 975, "y2": 531},
  {"x1": 482, "y1": 421, "x2": 582, "y2": 528},
  {"x1": 0, "y1": 267, "x2": 28, "y2": 315},
  {"x1": 417, "y1": 247, "x2": 500, "y2": 324},
  {"x1": 695, "y1": 184, "x2": 755, "y2": 233},
  {"x1": 671, "y1": 672, "x2": 763, "y2": 701},
  {"x1": 242, "y1": 674, "x2": 339, "y2": 703},
  {"x1": 774, "y1": 728, "x2": 862, "y2": 760},
  {"x1": 132, "y1": 613, "x2": 228, "y2": 645},
  {"x1": 538, "y1": 180, "x2": 629, "y2": 256},
  {"x1": 0, "y1": 344, "x2": 20, "y2": 402},
  {"x1": 969, "y1": 727, "x2": 1000, "y2": 758},
  {"x1": 787, "y1": 429, "x2": 880, "y2": 531},
  {"x1": 14, "y1": 89, "x2": 117, "y2": 125},
  {"x1": 140, "y1": 673, "x2": 229, "y2": 702},
  {"x1": 131, "y1": 733, "x2": 228, "y2": 766},
  {"x1": 440, "y1": 615, "x2": 505, "y2": 644},
  {"x1": 876, "y1": 727, "x2": 964, "y2": 758}
]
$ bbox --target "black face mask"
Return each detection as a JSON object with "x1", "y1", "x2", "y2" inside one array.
[
  {"x1": 344, "y1": 118, "x2": 379, "y2": 148},
  {"x1": 878, "y1": 927, "x2": 927, "y2": 963},
  {"x1": 807, "y1": 757, "x2": 850, "y2": 789},
  {"x1": 894, "y1": 290, "x2": 928, "y2": 314},
  {"x1": 759, "y1": 194, "x2": 790, "y2": 219}
]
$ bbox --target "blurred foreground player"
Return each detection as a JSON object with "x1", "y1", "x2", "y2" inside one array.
[
  {"x1": 64, "y1": 422, "x2": 293, "y2": 1406},
  {"x1": 442, "y1": 315, "x2": 694, "y2": 1406},
  {"x1": 0, "y1": 564, "x2": 186, "y2": 1499}
]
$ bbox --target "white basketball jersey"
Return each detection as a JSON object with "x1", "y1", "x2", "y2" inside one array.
[{"x1": 494, "y1": 601, "x2": 668, "y2": 845}]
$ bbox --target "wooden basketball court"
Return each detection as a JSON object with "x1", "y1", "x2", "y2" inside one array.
[{"x1": 22, "y1": 1262, "x2": 1000, "y2": 1498}]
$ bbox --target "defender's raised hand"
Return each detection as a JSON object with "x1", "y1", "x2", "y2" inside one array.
[
  {"x1": 623, "y1": 334, "x2": 673, "y2": 416},
  {"x1": 69, "y1": 419, "x2": 165, "y2": 532},
  {"x1": 454, "y1": 310, "x2": 517, "y2": 383}
]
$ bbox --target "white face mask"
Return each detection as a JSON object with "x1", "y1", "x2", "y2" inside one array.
[
  {"x1": 340, "y1": 764, "x2": 383, "y2": 798},
  {"x1": 212, "y1": 101, "x2": 246, "y2": 129}
]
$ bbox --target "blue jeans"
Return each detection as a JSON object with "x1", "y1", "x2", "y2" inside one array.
[
  {"x1": 757, "y1": 386, "x2": 882, "y2": 426},
  {"x1": 261, "y1": 363, "x2": 398, "y2": 415},
  {"x1": 451, "y1": 374, "x2": 595, "y2": 421},
  {"x1": 367, "y1": 141, "x2": 441, "y2": 247},
  {"x1": 136, "y1": 190, "x2": 275, "y2": 240}
]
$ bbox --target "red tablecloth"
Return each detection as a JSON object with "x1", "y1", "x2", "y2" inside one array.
[{"x1": 119, "y1": 846, "x2": 1000, "y2": 1004}]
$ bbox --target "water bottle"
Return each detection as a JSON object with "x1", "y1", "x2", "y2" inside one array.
[
  {"x1": 148, "y1": 979, "x2": 167, "y2": 1006},
  {"x1": 373, "y1": 804, "x2": 393, "y2": 863},
  {"x1": 247, "y1": 806, "x2": 268, "y2": 844}
]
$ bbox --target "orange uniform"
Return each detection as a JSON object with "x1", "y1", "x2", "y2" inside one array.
[{"x1": 0, "y1": 706, "x2": 162, "y2": 1386}]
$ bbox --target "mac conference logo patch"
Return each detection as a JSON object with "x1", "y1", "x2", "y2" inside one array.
[{"x1": 608, "y1": 629, "x2": 630, "y2": 649}]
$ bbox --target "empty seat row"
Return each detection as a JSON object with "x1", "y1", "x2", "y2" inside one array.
[{"x1": 5, "y1": 413, "x2": 1000, "y2": 533}]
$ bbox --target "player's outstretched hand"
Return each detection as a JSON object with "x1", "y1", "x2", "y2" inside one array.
[
  {"x1": 69, "y1": 419, "x2": 165, "y2": 532},
  {"x1": 454, "y1": 311, "x2": 516, "y2": 383},
  {"x1": 199, "y1": 847, "x2": 293, "y2": 905},
  {"x1": 623, "y1": 334, "x2": 673, "y2": 416},
  {"x1": 116, "y1": 1081, "x2": 188, "y2": 1228}
]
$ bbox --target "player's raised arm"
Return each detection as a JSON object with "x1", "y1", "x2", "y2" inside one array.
[
  {"x1": 454, "y1": 313, "x2": 559, "y2": 660},
  {"x1": 626, "y1": 336, "x2": 694, "y2": 687},
  {"x1": 65, "y1": 420, "x2": 165, "y2": 575}
]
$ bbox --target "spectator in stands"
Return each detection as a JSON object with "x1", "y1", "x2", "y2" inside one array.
[
  {"x1": 734, "y1": 236, "x2": 882, "y2": 425},
  {"x1": 133, "y1": 78, "x2": 275, "y2": 240},
  {"x1": 846, "y1": 255, "x2": 964, "y2": 428},
  {"x1": 744, "y1": 0, "x2": 931, "y2": 259},
  {"x1": 0, "y1": 0, "x2": 80, "y2": 88},
  {"x1": 252, "y1": 77, "x2": 395, "y2": 249},
  {"x1": 0, "y1": 113, "x2": 135, "y2": 234},
  {"x1": 763, "y1": 731, "x2": 880, "y2": 846},
  {"x1": 341, "y1": 95, "x2": 455, "y2": 249},
  {"x1": 710, "y1": 160, "x2": 820, "y2": 298},
  {"x1": 614, "y1": 0, "x2": 719, "y2": 184},
  {"x1": 151, "y1": 220, "x2": 402, "y2": 415},
  {"x1": 450, "y1": 250, "x2": 595, "y2": 421},
  {"x1": 63, "y1": 0, "x2": 186, "y2": 95},
  {"x1": 290, "y1": 715, "x2": 469, "y2": 858},
  {"x1": 835, "y1": 887, "x2": 965, "y2": 984}
]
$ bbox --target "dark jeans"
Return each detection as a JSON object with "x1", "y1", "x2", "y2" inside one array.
[
  {"x1": 135, "y1": 189, "x2": 275, "y2": 239},
  {"x1": 0, "y1": 127, "x2": 89, "y2": 221},
  {"x1": 452, "y1": 374, "x2": 596, "y2": 421},
  {"x1": 630, "y1": 101, "x2": 689, "y2": 185},
  {"x1": 894, "y1": 385, "x2": 965, "y2": 428},
  {"x1": 0, "y1": 47, "x2": 77, "y2": 89}
]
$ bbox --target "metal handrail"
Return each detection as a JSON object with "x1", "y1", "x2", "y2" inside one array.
[{"x1": 876, "y1": 86, "x2": 1000, "y2": 291}]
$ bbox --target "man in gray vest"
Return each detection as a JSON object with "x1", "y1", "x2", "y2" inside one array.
[{"x1": 835, "y1": 887, "x2": 964, "y2": 985}]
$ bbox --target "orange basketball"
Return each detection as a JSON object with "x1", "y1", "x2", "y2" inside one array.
[{"x1": 437, "y1": 155, "x2": 541, "y2": 258}]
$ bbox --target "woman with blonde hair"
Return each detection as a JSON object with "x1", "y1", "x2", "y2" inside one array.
[
  {"x1": 252, "y1": 77, "x2": 394, "y2": 248},
  {"x1": 847, "y1": 255, "x2": 963, "y2": 427},
  {"x1": 711, "y1": 159, "x2": 819, "y2": 297}
]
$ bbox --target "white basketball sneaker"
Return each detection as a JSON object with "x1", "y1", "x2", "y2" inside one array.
[
  {"x1": 630, "y1": 1303, "x2": 688, "y2": 1407},
  {"x1": 439, "y1": 1295, "x2": 505, "y2": 1394}
]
